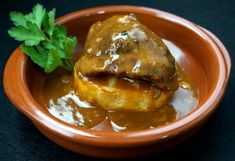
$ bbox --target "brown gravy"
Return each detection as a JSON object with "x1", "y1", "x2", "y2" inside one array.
[{"x1": 43, "y1": 41, "x2": 198, "y2": 132}]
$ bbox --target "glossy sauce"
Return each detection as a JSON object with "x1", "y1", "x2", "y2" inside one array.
[
  {"x1": 44, "y1": 69, "x2": 196, "y2": 131},
  {"x1": 44, "y1": 41, "x2": 198, "y2": 132}
]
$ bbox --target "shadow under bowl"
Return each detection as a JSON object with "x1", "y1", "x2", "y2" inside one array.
[{"x1": 3, "y1": 5, "x2": 231, "y2": 158}]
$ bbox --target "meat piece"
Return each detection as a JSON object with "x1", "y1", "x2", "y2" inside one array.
[{"x1": 75, "y1": 15, "x2": 178, "y2": 90}]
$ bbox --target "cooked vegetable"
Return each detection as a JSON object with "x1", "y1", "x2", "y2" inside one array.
[
  {"x1": 8, "y1": 4, "x2": 77, "y2": 73},
  {"x1": 74, "y1": 66, "x2": 173, "y2": 112}
]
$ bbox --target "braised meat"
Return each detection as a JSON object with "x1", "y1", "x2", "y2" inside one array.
[{"x1": 75, "y1": 14, "x2": 178, "y2": 91}]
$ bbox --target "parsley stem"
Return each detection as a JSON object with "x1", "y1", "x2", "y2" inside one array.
[
  {"x1": 61, "y1": 59, "x2": 74, "y2": 72},
  {"x1": 61, "y1": 62, "x2": 73, "y2": 72},
  {"x1": 65, "y1": 59, "x2": 74, "y2": 69}
]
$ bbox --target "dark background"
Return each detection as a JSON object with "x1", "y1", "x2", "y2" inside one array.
[{"x1": 0, "y1": 0, "x2": 234, "y2": 161}]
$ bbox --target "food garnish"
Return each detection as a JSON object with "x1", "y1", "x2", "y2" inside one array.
[{"x1": 8, "y1": 4, "x2": 77, "y2": 73}]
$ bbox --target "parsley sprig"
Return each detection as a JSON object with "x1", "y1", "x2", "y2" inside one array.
[{"x1": 8, "y1": 4, "x2": 77, "y2": 73}]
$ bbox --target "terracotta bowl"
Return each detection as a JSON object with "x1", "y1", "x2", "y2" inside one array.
[{"x1": 3, "y1": 6, "x2": 231, "y2": 158}]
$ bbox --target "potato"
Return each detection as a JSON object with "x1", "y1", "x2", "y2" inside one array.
[{"x1": 74, "y1": 67, "x2": 173, "y2": 112}]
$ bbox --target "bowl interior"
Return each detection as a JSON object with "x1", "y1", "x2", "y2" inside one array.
[{"x1": 27, "y1": 9, "x2": 220, "y2": 131}]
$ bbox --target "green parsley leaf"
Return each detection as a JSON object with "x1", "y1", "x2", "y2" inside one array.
[
  {"x1": 9, "y1": 11, "x2": 28, "y2": 27},
  {"x1": 20, "y1": 45, "x2": 47, "y2": 68},
  {"x1": 8, "y1": 21, "x2": 45, "y2": 46},
  {"x1": 63, "y1": 36, "x2": 77, "y2": 58},
  {"x1": 27, "y1": 4, "x2": 46, "y2": 28},
  {"x1": 53, "y1": 25, "x2": 67, "y2": 38},
  {"x1": 43, "y1": 8, "x2": 55, "y2": 37},
  {"x1": 45, "y1": 48, "x2": 62, "y2": 73},
  {"x1": 8, "y1": 3, "x2": 77, "y2": 73}
]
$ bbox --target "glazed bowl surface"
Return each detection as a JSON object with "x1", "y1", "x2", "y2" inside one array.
[{"x1": 3, "y1": 5, "x2": 231, "y2": 158}]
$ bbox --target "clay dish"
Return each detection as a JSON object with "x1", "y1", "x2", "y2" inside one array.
[{"x1": 3, "y1": 6, "x2": 231, "y2": 158}]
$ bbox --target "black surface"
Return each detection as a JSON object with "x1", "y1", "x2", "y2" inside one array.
[{"x1": 0, "y1": 0, "x2": 234, "y2": 161}]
